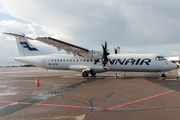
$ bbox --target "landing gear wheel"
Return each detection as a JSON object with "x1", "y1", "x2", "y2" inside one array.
[
  {"x1": 161, "y1": 74, "x2": 166, "y2": 77},
  {"x1": 91, "y1": 73, "x2": 96, "y2": 76},
  {"x1": 82, "y1": 71, "x2": 89, "y2": 77},
  {"x1": 90, "y1": 71, "x2": 96, "y2": 76}
]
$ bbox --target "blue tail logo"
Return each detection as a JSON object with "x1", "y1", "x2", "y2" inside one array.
[{"x1": 20, "y1": 42, "x2": 38, "y2": 51}]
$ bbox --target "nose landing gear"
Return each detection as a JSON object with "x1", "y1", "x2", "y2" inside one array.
[
  {"x1": 161, "y1": 74, "x2": 166, "y2": 77},
  {"x1": 160, "y1": 71, "x2": 166, "y2": 78}
]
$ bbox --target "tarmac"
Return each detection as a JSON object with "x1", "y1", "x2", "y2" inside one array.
[{"x1": 0, "y1": 67, "x2": 180, "y2": 120}]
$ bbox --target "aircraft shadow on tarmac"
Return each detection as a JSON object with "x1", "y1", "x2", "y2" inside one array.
[
  {"x1": 144, "y1": 74, "x2": 180, "y2": 91},
  {"x1": 88, "y1": 73, "x2": 180, "y2": 91},
  {"x1": 59, "y1": 72, "x2": 180, "y2": 91}
]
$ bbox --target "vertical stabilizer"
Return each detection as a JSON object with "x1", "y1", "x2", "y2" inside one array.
[{"x1": 4, "y1": 33, "x2": 47, "y2": 57}]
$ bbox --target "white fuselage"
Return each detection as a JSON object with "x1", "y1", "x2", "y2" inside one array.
[
  {"x1": 14, "y1": 54, "x2": 177, "y2": 73},
  {"x1": 4, "y1": 32, "x2": 178, "y2": 77}
]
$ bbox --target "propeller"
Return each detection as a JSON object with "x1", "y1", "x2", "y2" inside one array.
[{"x1": 101, "y1": 39, "x2": 110, "y2": 68}]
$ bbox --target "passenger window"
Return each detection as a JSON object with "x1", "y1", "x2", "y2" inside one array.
[
  {"x1": 84, "y1": 59, "x2": 86, "y2": 62},
  {"x1": 87, "y1": 59, "x2": 89, "y2": 62},
  {"x1": 54, "y1": 59, "x2": 56, "y2": 62},
  {"x1": 51, "y1": 59, "x2": 53, "y2": 62},
  {"x1": 70, "y1": 59, "x2": 72, "y2": 62},
  {"x1": 60, "y1": 59, "x2": 62, "y2": 62},
  {"x1": 73, "y1": 59, "x2": 75, "y2": 62},
  {"x1": 63, "y1": 59, "x2": 65, "y2": 62},
  {"x1": 57, "y1": 59, "x2": 59, "y2": 62},
  {"x1": 77, "y1": 59, "x2": 78, "y2": 62},
  {"x1": 66, "y1": 59, "x2": 68, "y2": 62},
  {"x1": 90, "y1": 59, "x2": 92, "y2": 62}
]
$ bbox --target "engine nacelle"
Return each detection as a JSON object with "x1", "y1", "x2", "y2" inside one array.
[{"x1": 79, "y1": 49, "x2": 103, "y2": 59}]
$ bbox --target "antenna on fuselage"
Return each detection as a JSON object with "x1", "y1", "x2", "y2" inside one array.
[{"x1": 114, "y1": 47, "x2": 120, "y2": 54}]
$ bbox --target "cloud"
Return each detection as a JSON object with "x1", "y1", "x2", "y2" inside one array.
[
  {"x1": 0, "y1": 20, "x2": 60, "y2": 66},
  {"x1": 1, "y1": 0, "x2": 180, "y2": 65},
  {"x1": 0, "y1": 1, "x2": 179, "y2": 47}
]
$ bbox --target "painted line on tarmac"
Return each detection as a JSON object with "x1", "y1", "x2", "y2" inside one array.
[
  {"x1": 0, "y1": 101, "x2": 107, "y2": 110},
  {"x1": 108, "y1": 87, "x2": 180, "y2": 110},
  {"x1": 0, "y1": 78, "x2": 97, "y2": 118},
  {"x1": 0, "y1": 87, "x2": 180, "y2": 111}
]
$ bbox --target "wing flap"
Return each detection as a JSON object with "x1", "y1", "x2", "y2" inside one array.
[{"x1": 35, "y1": 37, "x2": 89, "y2": 56}]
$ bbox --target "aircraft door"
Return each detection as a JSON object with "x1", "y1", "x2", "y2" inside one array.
[{"x1": 42, "y1": 59, "x2": 46, "y2": 67}]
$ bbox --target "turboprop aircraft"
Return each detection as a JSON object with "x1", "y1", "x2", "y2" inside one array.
[{"x1": 4, "y1": 32, "x2": 177, "y2": 77}]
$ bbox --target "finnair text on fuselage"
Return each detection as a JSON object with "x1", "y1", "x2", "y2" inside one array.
[{"x1": 95, "y1": 58, "x2": 151, "y2": 65}]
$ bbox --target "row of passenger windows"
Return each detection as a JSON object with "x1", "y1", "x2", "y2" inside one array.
[{"x1": 48, "y1": 59, "x2": 96, "y2": 62}]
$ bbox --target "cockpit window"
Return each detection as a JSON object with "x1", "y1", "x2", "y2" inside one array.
[{"x1": 155, "y1": 56, "x2": 167, "y2": 61}]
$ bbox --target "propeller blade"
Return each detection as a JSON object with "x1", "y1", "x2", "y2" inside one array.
[
  {"x1": 105, "y1": 39, "x2": 107, "y2": 50},
  {"x1": 101, "y1": 39, "x2": 110, "y2": 68},
  {"x1": 101, "y1": 44, "x2": 105, "y2": 51}
]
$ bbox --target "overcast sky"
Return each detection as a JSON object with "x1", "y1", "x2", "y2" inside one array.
[{"x1": 0, "y1": 0, "x2": 180, "y2": 66}]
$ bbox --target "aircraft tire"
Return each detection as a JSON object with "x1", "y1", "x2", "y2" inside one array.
[
  {"x1": 91, "y1": 73, "x2": 96, "y2": 76},
  {"x1": 82, "y1": 71, "x2": 89, "y2": 77},
  {"x1": 90, "y1": 70, "x2": 96, "y2": 76},
  {"x1": 161, "y1": 74, "x2": 166, "y2": 77}
]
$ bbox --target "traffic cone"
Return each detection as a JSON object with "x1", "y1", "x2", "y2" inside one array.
[
  {"x1": 36, "y1": 77, "x2": 40, "y2": 87},
  {"x1": 115, "y1": 73, "x2": 117, "y2": 78}
]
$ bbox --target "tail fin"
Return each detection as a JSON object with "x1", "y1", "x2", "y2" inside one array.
[{"x1": 4, "y1": 32, "x2": 47, "y2": 57}]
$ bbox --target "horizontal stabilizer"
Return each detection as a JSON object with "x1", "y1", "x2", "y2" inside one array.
[{"x1": 3, "y1": 32, "x2": 34, "y2": 40}]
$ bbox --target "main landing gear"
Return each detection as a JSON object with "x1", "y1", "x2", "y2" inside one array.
[
  {"x1": 82, "y1": 71, "x2": 89, "y2": 77},
  {"x1": 82, "y1": 70, "x2": 96, "y2": 77},
  {"x1": 90, "y1": 70, "x2": 96, "y2": 76}
]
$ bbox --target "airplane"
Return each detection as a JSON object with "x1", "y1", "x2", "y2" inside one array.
[
  {"x1": 4, "y1": 32, "x2": 178, "y2": 77},
  {"x1": 166, "y1": 56, "x2": 180, "y2": 65}
]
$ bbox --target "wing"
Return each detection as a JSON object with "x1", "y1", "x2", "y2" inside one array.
[{"x1": 35, "y1": 37, "x2": 89, "y2": 56}]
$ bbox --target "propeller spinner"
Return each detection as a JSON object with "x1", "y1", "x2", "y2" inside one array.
[{"x1": 101, "y1": 39, "x2": 110, "y2": 68}]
